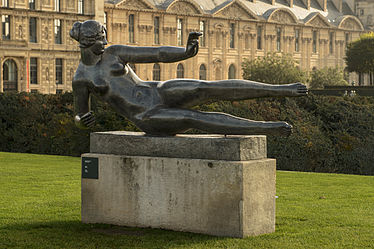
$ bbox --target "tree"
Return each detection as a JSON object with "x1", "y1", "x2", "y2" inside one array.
[
  {"x1": 345, "y1": 32, "x2": 374, "y2": 74},
  {"x1": 309, "y1": 67, "x2": 348, "y2": 89},
  {"x1": 242, "y1": 53, "x2": 307, "y2": 84}
]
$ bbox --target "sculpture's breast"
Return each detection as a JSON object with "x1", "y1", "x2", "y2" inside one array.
[{"x1": 110, "y1": 62, "x2": 128, "y2": 76}]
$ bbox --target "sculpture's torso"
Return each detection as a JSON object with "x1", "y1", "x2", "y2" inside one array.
[{"x1": 73, "y1": 49, "x2": 161, "y2": 123}]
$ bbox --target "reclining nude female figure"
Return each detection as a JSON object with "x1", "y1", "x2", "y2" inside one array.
[{"x1": 70, "y1": 20, "x2": 307, "y2": 136}]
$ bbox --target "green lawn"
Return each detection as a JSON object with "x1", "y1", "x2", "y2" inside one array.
[{"x1": 0, "y1": 152, "x2": 373, "y2": 249}]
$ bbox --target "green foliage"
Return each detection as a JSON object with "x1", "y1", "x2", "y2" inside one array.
[
  {"x1": 0, "y1": 92, "x2": 138, "y2": 156},
  {"x1": 309, "y1": 67, "x2": 348, "y2": 89},
  {"x1": 242, "y1": 53, "x2": 307, "y2": 84},
  {"x1": 1, "y1": 92, "x2": 374, "y2": 175},
  {"x1": 345, "y1": 32, "x2": 374, "y2": 73},
  {"x1": 198, "y1": 95, "x2": 374, "y2": 175},
  {"x1": 1, "y1": 152, "x2": 374, "y2": 249}
]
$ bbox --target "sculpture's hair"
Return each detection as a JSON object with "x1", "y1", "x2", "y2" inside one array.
[
  {"x1": 69, "y1": 21, "x2": 81, "y2": 42},
  {"x1": 70, "y1": 20, "x2": 106, "y2": 48}
]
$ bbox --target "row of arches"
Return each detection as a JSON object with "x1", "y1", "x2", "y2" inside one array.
[
  {"x1": 114, "y1": 0, "x2": 363, "y2": 31},
  {"x1": 1, "y1": 60, "x2": 238, "y2": 92},
  {"x1": 129, "y1": 63, "x2": 237, "y2": 81}
]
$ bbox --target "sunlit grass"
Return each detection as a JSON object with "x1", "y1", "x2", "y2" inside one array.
[{"x1": 0, "y1": 152, "x2": 373, "y2": 249}]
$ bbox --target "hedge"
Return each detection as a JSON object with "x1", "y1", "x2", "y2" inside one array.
[
  {"x1": 0, "y1": 92, "x2": 138, "y2": 156},
  {"x1": 1, "y1": 92, "x2": 374, "y2": 175}
]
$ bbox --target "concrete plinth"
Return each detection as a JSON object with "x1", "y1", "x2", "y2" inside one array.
[{"x1": 82, "y1": 131, "x2": 276, "y2": 238}]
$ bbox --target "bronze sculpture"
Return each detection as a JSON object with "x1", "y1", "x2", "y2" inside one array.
[{"x1": 70, "y1": 20, "x2": 307, "y2": 136}]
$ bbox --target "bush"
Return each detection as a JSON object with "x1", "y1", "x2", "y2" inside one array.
[
  {"x1": 0, "y1": 92, "x2": 138, "y2": 156},
  {"x1": 1, "y1": 92, "x2": 374, "y2": 175},
  {"x1": 198, "y1": 95, "x2": 374, "y2": 175},
  {"x1": 345, "y1": 32, "x2": 374, "y2": 74},
  {"x1": 242, "y1": 53, "x2": 307, "y2": 84},
  {"x1": 309, "y1": 67, "x2": 348, "y2": 89}
]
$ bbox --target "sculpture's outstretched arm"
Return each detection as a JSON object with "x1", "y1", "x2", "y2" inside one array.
[
  {"x1": 72, "y1": 80, "x2": 95, "y2": 129},
  {"x1": 108, "y1": 32, "x2": 201, "y2": 64}
]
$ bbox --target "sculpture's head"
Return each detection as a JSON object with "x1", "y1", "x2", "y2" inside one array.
[{"x1": 70, "y1": 20, "x2": 107, "y2": 55}]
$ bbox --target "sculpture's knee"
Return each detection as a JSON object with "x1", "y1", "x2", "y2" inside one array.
[{"x1": 135, "y1": 109, "x2": 191, "y2": 136}]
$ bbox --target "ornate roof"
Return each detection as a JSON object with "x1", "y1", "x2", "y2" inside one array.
[{"x1": 105, "y1": 0, "x2": 364, "y2": 31}]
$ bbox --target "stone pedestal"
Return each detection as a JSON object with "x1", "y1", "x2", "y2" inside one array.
[{"x1": 81, "y1": 131, "x2": 276, "y2": 238}]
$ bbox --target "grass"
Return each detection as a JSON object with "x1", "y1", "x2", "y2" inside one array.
[{"x1": 0, "y1": 152, "x2": 373, "y2": 249}]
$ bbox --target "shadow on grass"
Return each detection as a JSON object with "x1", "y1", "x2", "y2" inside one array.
[{"x1": 1, "y1": 220, "x2": 225, "y2": 249}]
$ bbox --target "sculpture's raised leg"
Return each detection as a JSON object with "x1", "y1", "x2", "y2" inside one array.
[
  {"x1": 138, "y1": 107, "x2": 292, "y2": 136},
  {"x1": 157, "y1": 80, "x2": 307, "y2": 108}
]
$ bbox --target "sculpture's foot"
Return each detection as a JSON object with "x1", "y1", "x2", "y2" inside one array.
[
  {"x1": 267, "y1": 122, "x2": 292, "y2": 136},
  {"x1": 282, "y1": 82, "x2": 308, "y2": 97}
]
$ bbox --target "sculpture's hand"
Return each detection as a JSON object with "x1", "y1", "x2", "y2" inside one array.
[
  {"x1": 74, "y1": 111, "x2": 95, "y2": 129},
  {"x1": 285, "y1": 83, "x2": 308, "y2": 97},
  {"x1": 186, "y1": 32, "x2": 202, "y2": 58}
]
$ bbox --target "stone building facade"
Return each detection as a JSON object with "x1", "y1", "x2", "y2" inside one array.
[
  {"x1": 0, "y1": 0, "x2": 367, "y2": 93},
  {"x1": 104, "y1": 0, "x2": 365, "y2": 84},
  {"x1": 0, "y1": 0, "x2": 102, "y2": 93},
  {"x1": 354, "y1": 0, "x2": 374, "y2": 30}
]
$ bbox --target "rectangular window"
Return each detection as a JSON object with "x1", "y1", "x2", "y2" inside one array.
[
  {"x1": 245, "y1": 34, "x2": 249, "y2": 50},
  {"x1": 329, "y1": 32, "x2": 334, "y2": 54},
  {"x1": 257, "y1": 26, "x2": 262, "y2": 50},
  {"x1": 104, "y1": 12, "x2": 107, "y2": 28},
  {"x1": 2, "y1": 0, "x2": 8, "y2": 7},
  {"x1": 56, "y1": 58, "x2": 63, "y2": 85},
  {"x1": 154, "y1": 17, "x2": 160, "y2": 44},
  {"x1": 230, "y1": 23, "x2": 235, "y2": 48},
  {"x1": 216, "y1": 32, "x2": 221, "y2": 48},
  {"x1": 55, "y1": 0, "x2": 60, "y2": 11},
  {"x1": 199, "y1": 20, "x2": 205, "y2": 47},
  {"x1": 78, "y1": 0, "x2": 84, "y2": 14},
  {"x1": 29, "y1": 17, "x2": 37, "y2": 43},
  {"x1": 177, "y1": 18, "x2": 183, "y2": 46},
  {"x1": 295, "y1": 29, "x2": 300, "y2": 52},
  {"x1": 29, "y1": 0, "x2": 35, "y2": 9},
  {"x1": 30, "y1": 58, "x2": 38, "y2": 84},
  {"x1": 54, "y1": 19, "x2": 62, "y2": 44},
  {"x1": 129, "y1": 14, "x2": 134, "y2": 43},
  {"x1": 345, "y1": 33, "x2": 350, "y2": 47},
  {"x1": 2, "y1": 15, "x2": 10, "y2": 40},
  {"x1": 312, "y1": 30, "x2": 317, "y2": 53},
  {"x1": 276, "y1": 27, "x2": 281, "y2": 51},
  {"x1": 56, "y1": 89, "x2": 63, "y2": 94}
]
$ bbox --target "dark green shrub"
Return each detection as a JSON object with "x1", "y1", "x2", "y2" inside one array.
[
  {"x1": 1, "y1": 92, "x2": 374, "y2": 175},
  {"x1": 198, "y1": 95, "x2": 374, "y2": 175},
  {"x1": 0, "y1": 92, "x2": 137, "y2": 156},
  {"x1": 345, "y1": 32, "x2": 374, "y2": 74}
]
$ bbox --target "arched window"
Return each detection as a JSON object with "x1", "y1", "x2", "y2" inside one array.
[
  {"x1": 228, "y1": 64, "x2": 236, "y2": 79},
  {"x1": 199, "y1": 64, "x2": 207, "y2": 80},
  {"x1": 153, "y1": 63, "x2": 160, "y2": 81},
  {"x1": 177, "y1": 63, "x2": 184, "y2": 78},
  {"x1": 3, "y1": 59, "x2": 18, "y2": 91},
  {"x1": 129, "y1": 63, "x2": 136, "y2": 74}
]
